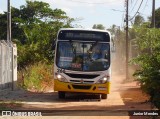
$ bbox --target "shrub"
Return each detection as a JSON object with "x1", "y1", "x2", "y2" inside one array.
[
  {"x1": 132, "y1": 27, "x2": 160, "y2": 109},
  {"x1": 20, "y1": 62, "x2": 54, "y2": 92}
]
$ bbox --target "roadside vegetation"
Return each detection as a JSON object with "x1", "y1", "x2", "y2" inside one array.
[
  {"x1": 0, "y1": 0, "x2": 77, "y2": 92},
  {"x1": 109, "y1": 10, "x2": 160, "y2": 109},
  {"x1": 18, "y1": 62, "x2": 54, "y2": 92},
  {"x1": 130, "y1": 12, "x2": 160, "y2": 109},
  {"x1": 132, "y1": 27, "x2": 160, "y2": 109}
]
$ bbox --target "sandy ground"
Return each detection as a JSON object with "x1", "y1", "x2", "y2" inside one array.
[{"x1": 0, "y1": 74, "x2": 157, "y2": 119}]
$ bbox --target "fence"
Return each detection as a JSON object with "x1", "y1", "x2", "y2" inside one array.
[{"x1": 0, "y1": 40, "x2": 17, "y2": 90}]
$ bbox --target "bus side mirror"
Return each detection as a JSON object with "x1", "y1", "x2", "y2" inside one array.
[{"x1": 52, "y1": 39, "x2": 56, "y2": 50}]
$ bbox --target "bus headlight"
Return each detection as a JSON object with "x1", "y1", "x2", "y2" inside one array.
[
  {"x1": 56, "y1": 74, "x2": 68, "y2": 82},
  {"x1": 96, "y1": 76, "x2": 110, "y2": 84}
]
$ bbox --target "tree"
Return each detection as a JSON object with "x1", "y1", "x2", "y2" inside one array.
[
  {"x1": 148, "y1": 7, "x2": 160, "y2": 28},
  {"x1": 0, "y1": 7, "x2": 24, "y2": 41},
  {"x1": 92, "y1": 24, "x2": 105, "y2": 30},
  {"x1": 132, "y1": 26, "x2": 160, "y2": 109},
  {"x1": 0, "y1": 1, "x2": 75, "y2": 68},
  {"x1": 110, "y1": 24, "x2": 116, "y2": 33},
  {"x1": 155, "y1": 8, "x2": 160, "y2": 28},
  {"x1": 134, "y1": 14, "x2": 144, "y2": 26},
  {"x1": 107, "y1": 24, "x2": 126, "y2": 74}
]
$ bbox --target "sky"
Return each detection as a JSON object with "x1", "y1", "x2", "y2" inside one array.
[{"x1": 0, "y1": 0, "x2": 160, "y2": 29}]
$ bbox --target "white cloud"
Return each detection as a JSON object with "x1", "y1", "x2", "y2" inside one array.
[
  {"x1": 39, "y1": 0, "x2": 80, "y2": 7},
  {"x1": 36, "y1": 0, "x2": 124, "y2": 8},
  {"x1": 33, "y1": 0, "x2": 124, "y2": 17}
]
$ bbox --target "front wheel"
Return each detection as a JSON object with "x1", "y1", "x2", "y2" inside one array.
[
  {"x1": 58, "y1": 91, "x2": 65, "y2": 99},
  {"x1": 101, "y1": 94, "x2": 107, "y2": 99}
]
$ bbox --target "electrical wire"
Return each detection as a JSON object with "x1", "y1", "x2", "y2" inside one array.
[
  {"x1": 66, "y1": 0, "x2": 119, "y2": 4},
  {"x1": 121, "y1": 13, "x2": 125, "y2": 28},
  {"x1": 129, "y1": 0, "x2": 144, "y2": 21},
  {"x1": 137, "y1": 0, "x2": 149, "y2": 18},
  {"x1": 130, "y1": 0, "x2": 134, "y2": 7},
  {"x1": 141, "y1": 0, "x2": 148, "y2": 12},
  {"x1": 129, "y1": 0, "x2": 139, "y2": 14},
  {"x1": 111, "y1": 9, "x2": 125, "y2": 12},
  {"x1": 121, "y1": 1, "x2": 126, "y2": 28},
  {"x1": 66, "y1": 0, "x2": 126, "y2": 13}
]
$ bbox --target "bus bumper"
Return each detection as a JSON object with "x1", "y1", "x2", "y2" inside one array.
[{"x1": 54, "y1": 79, "x2": 110, "y2": 94}]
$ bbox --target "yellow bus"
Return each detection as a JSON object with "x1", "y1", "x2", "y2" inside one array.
[{"x1": 54, "y1": 28, "x2": 111, "y2": 99}]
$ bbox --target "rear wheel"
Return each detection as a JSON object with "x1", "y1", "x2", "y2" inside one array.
[
  {"x1": 101, "y1": 94, "x2": 107, "y2": 99},
  {"x1": 58, "y1": 91, "x2": 65, "y2": 99}
]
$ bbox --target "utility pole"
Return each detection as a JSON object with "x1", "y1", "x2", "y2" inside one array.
[
  {"x1": 151, "y1": 0, "x2": 155, "y2": 28},
  {"x1": 125, "y1": 0, "x2": 129, "y2": 80},
  {"x1": 7, "y1": 0, "x2": 11, "y2": 42},
  {"x1": 7, "y1": 0, "x2": 13, "y2": 90}
]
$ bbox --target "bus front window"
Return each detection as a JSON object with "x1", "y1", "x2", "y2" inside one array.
[{"x1": 56, "y1": 41, "x2": 110, "y2": 71}]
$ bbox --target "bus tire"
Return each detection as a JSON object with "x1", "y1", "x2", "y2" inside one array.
[
  {"x1": 58, "y1": 91, "x2": 65, "y2": 99},
  {"x1": 101, "y1": 94, "x2": 107, "y2": 99}
]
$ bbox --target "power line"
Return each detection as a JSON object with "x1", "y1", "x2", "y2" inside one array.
[
  {"x1": 129, "y1": 0, "x2": 144, "y2": 21},
  {"x1": 66, "y1": 0, "x2": 119, "y2": 4},
  {"x1": 129, "y1": 0, "x2": 139, "y2": 14},
  {"x1": 121, "y1": 13, "x2": 125, "y2": 28},
  {"x1": 141, "y1": 0, "x2": 148, "y2": 12},
  {"x1": 138, "y1": 12, "x2": 149, "y2": 17},
  {"x1": 121, "y1": 1, "x2": 126, "y2": 28},
  {"x1": 67, "y1": 0, "x2": 126, "y2": 13},
  {"x1": 130, "y1": 0, "x2": 135, "y2": 7},
  {"x1": 111, "y1": 9, "x2": 125, "y2": 12}
]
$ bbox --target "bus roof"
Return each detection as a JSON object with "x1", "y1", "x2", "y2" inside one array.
[
  {"x1": 57, "y1": 28, "x2": 111, "y2": 42},
  {"x1": 59, "y1": 28, "x2": 110, "y2": 34}
]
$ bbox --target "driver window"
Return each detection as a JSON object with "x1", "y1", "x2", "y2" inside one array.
[{"x1": 92, "y1": 44, "x2": 102, "y2": 60}]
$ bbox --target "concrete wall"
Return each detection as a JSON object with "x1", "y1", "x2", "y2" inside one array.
[{"x1": 0, "y1": 40, "x2": 17, "y2": 90}]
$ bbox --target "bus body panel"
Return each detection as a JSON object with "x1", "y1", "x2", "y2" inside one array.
[
  {"x1": 54, "y1": 28, "x2": 111, "y2": 97},
  {"x1": 54, "y1": 79, "x2": 110, "y2": 94}
]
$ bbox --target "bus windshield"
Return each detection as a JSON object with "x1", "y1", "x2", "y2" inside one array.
[{"x1": 56, "y1": 41, "x2": 110, "y2": 71}]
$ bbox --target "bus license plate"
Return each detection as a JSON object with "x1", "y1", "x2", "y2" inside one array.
[{"x1": 98, "y1": 87, "x2": 107, "y2": 90}]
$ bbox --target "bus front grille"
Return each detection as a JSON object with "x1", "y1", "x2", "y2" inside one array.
[
  {"x1": 65, "y1": 73, "x2": 99, "y2": 79},
  {"x1": 72, "y1": 85, "x2": 92, "y2": 90},
  {"x1": 70, "y1": 80, "x2": 94, "y2": 84}
]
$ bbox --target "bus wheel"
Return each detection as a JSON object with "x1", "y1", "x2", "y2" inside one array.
[
  {"x1": 58, "y1": 91, "x2": 65, "y2": 99},
  {"x1": 101, "y1": 94, "x2": 107, "y2": 99}
]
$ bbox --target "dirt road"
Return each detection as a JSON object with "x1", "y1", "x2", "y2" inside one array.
[{"x1": 0, "y1": 74, "x2": 153, "y2": 119}]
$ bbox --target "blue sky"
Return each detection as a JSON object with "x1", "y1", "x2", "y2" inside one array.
[{"x1": 0, "y1": 0, "x2": 160, "y2": 29}]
